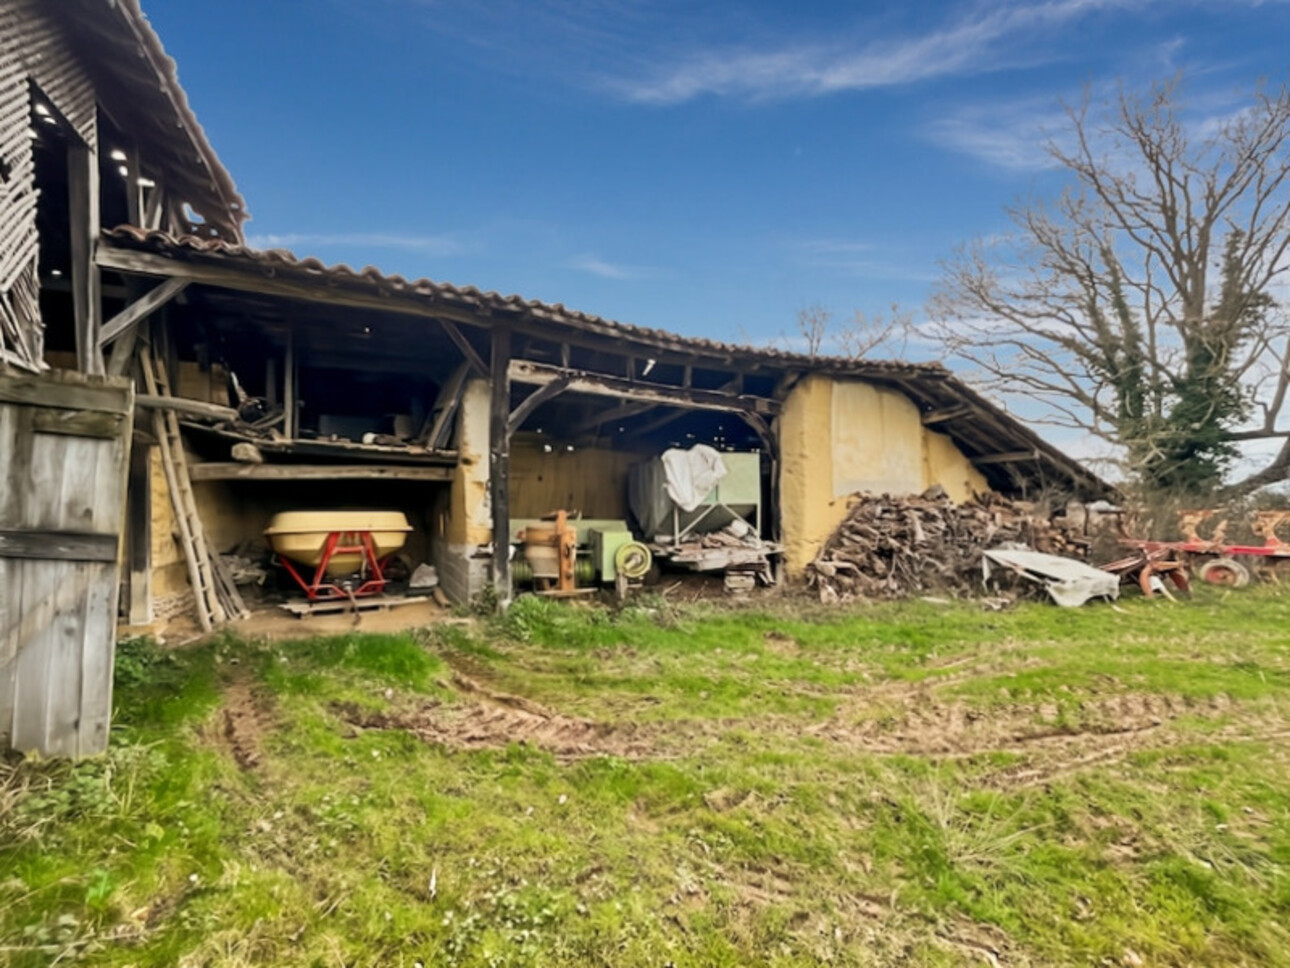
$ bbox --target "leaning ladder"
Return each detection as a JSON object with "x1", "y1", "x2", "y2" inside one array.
[{"x1": 139, "y1": 336, "x2": 245, "y2": 629}]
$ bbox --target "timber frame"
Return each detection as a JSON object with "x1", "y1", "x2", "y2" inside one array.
[{"x1": 81, "y1": 224, "x2": 1112, "y2": 612}]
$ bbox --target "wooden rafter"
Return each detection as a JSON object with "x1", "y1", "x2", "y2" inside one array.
[
  {"x1": 98, "y1": 277, "x2": 190, "y2": 347},
  {"x1": 972, "y1": 450, "x2": 1041, "y2": 465},
  {"x1": 440, "y1": 318, "x2": 487, "y2": 375},
  {"x1": 508, "y1": 360, "x2": 779, "y2": 416},
  {"x1": 507, "y1": 377, "x2": 572, "y2": 437}
]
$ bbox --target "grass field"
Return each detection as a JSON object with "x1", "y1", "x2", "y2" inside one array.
[{"x1": 3, "y1": 588, "x2": 1290, "y2": 966}]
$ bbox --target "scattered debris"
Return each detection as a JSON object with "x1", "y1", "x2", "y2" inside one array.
[
  {"x1": 807, "y1": 488, "x2": 1089, "y2": 602},
  {"x1": 982, "y1": 549, "x2": 1120, "y2": 607},
  {"x1": 408, "y1": 563, "x2": 439, "y2": 590}
]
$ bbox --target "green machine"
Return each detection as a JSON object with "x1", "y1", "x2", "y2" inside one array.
[
  {"x1": 589, "y1": 527, "x2": 652, "y2": 583},
  {"x1": 510, "y1": 517, "x2": 652, "y2": 586}
]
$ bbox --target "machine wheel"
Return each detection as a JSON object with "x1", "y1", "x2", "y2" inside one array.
[
  {"x1": 614, "y1": 541, "x2": 653, "y2": 581},
  {"x1": 1197, "y1": 557, "x2": 1251, "y2": 588}
]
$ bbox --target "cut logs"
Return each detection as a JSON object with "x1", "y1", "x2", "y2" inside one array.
[{"x1": 806, "y1": 487, "x2": 1091, "y2": 602}]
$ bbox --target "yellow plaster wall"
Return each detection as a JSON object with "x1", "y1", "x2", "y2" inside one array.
[
  {"x1": 148, "y1": 448, "x2": 188, "y2": 599},
  {"x1": 449, "y1": 378, "x2": 493, "y2": 545},
  {"x1": 779, "y1": 374, "x2": 989, "y2": 574},
  {"x1": 924, "y1": 430, "x2": 988, "y2": 504}
]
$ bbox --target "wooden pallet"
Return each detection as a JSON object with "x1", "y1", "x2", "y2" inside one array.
[{"x1": 278, "y1": 595, "x2": 430, "y2": 618}]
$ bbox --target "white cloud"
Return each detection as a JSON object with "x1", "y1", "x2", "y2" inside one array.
[
  {"x1": 792, "y1": 238, "x2": 940, "y2": 282},
  {"x1": 923, "y1": 98, "x2": 1071, "y2": 171},
  {"x1": 609, "y1": 0, "x2": 1140, "y2": 104},
  {"x1": 245, "y1": 231, "x2": 465, "y2": 256},
  {"x1": 565, "y1": 252, "x2": 652, "y2": 280}
]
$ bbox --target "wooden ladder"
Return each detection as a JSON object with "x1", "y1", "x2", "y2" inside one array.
[{"x1": 139, "y1": 334, "x2": 246, "y2": 629}]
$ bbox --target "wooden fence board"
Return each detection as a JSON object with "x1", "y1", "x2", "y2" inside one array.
[{"x1": 0, "y1": 369, "x2": 131, "y2": 756}]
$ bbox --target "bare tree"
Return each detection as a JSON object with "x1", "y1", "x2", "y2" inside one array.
[
  {"x1": 836, "y1": 305, "x2": 913, "y2": 360},
  {"x1": 930, "y1": 78, "x2": 1290, "y2": 495},
  {"x1": 795, "y1": 303, "x2": 831, "y2": 356},
  {"x1": 789, "y1": 303, "x2": 912, "y2": 359}
]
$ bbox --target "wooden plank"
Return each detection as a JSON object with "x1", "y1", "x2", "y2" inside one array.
[
  {"x1": 507, "y1": 377, "x2": 571, "y2": 437},
  {"x1": 972, "y1": 450, "x2": 1042, "y2": 465},
  {"x1": 8, "y1": 560, "x2": 62, "y2": 753},
  {"x1": 508, "y1": 360, "x2": 781, "y2": 415},
  {"x1": 0, "y1": 371, "x2": 132, "y2": 414},
  {"x1": 440, "y1": 319, "x2": 487, "y2": 375},
  {"x1": 422, "y1": 361, "x2": 469, "y2": 450},
  {"x1": 284, "y1": 325, "x2": 296, "y2": 439},
  {"x1": 135, "y1": 394, "x2": 237, "y2": 422},
  {"x1": 922, "y1": 404, "x2": 974, "y2": 426},
  {"x1": 68, "y1": 142, "x2": 103, "y2": 376},
  {"x1": 189, "y1": 463, "x2": 455, "y2": 482},
  {"x1": 77, "y1": 560, "x2": 117, "y2": 754},
  {"x1": 97, "y1": 277, "x2": 190, "y2": 347},
  {"x1": 279, "y1": 595, "x2": 429, "y2": 617},
  {"x1": 181, "y1": 422, "x2": 458, "y2": 463},
  {"x1": 490, "y1": 326, "x2": 512, "y2": 605},
  {"x1": 0, "y1": 530, "x2": 119, "y2": 562},
  {"x1": 30, "y1": 407, "x2": 125, "y2": 439},
  {"x1": 127, "y1": 444, "x2": 152, "y2": 626}
]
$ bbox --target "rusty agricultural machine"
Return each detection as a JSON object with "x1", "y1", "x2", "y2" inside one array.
[{"x1": 1103, "y1": 509, "x2": 1290, "y2": 598}]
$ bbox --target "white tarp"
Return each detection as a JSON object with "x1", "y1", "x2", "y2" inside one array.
[
  {"x1": 982, "y1": 549, "x2": 1119, "y2": 607},
  {"x1": 661, "y1": 444, "x2": 727, "y2": 512}
]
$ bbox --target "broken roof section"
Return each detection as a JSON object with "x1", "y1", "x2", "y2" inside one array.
[
  {"x1": 60, "y1": 0, "x2": 246, "y2": 240},
  {"x1": 97, "y1": 225, "x2": 1114, "y2": 500}
]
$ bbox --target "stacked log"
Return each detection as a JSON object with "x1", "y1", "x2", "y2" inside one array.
[{"x1": 806, "y1": 488, "x2": 1089, "y2": 602}]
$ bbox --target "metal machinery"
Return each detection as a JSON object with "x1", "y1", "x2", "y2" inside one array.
[
  {"x1": 265, "y1": 510, "x2": 412, "y2": 602},
  {"x1": 1116, "y1": 509, "x2": 1290, "y2": 589},
  {"x1": 512, "y1": 513, "x2": 652, "y2": 595},
  {"x1": 628, "y1": 451, "x2": 781, "y2": 588}
]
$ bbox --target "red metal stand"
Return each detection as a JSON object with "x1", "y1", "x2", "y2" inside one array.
[{"x1": 278, "y1": 530, "x2": 390, "y2": 602}]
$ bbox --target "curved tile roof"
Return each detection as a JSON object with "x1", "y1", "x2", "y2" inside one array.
[{"x1": 100, "y1": 225, "x2": 948, "y2": 375}]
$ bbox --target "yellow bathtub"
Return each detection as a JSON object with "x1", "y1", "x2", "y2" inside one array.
[{"x1": 265, "y1": 510, "x2": 412, "y2": 576}]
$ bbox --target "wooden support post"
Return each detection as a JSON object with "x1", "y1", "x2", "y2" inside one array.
[
  {"x1": 489, "y1": 326, "x2": 512, "y2": 606},
  {"x1": 264, "y1": 356, "x2": 277, "y2": 405},
  {"x1": 283, "y1": 326, "x2": 297, "y2": 438},
  {"x1": 125, "y1": 145, "x2": 143, "y2": 226},
  {"x1": 127, "y1": 441, "x2": 152, "y2": 625},
  {"x1": 68, "y1": 142, "x2": 102, "y2": 376}
]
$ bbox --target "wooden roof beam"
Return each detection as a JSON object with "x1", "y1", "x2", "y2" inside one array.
[
  {"x1": 507, "y1": 360, "x2": 780, "y2": 416},
  {"x1": 972, "y1": 449, "x2": 1042, "y2": 465}
]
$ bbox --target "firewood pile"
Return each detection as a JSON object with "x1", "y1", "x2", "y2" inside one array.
[{"x1": 807, "y1": 487, "x2": 1090, "y2": 602}]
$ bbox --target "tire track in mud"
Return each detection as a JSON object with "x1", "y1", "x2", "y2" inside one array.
[{"x1": 338, "y1": 655, "x2": 1283, "y2": 790}]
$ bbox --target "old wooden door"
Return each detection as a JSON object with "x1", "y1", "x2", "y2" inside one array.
[{"x1": 0, "y1": 368, "x2": 132, "y2": 756}]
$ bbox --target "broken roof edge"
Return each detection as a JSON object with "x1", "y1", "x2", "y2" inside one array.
[
  {"x1": 66, "y1": 0, "x2": 248, "y2": 239},
  {"x1": 96, "y1": 224, "x2": 1115, "y2": 499},
  {"x1": 96, "y1": 225, "x2": 945, "y2": 376}
]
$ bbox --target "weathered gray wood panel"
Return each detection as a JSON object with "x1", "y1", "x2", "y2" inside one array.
[
  {"x1": 0, "y1": 369, "x2": 131, "y2": 756},
  {"x1": 0, "y1": 0, "x2": 99, "y2": 368}
]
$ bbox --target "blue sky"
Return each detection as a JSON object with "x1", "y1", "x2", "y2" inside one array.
[{"x1": 144, "y1": 0, "x2": 1287, "y2": 360}]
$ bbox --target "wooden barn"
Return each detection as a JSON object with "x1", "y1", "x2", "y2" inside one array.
[{"x1": 0, "y1": 1, "x2": 1108, "y2": 755}]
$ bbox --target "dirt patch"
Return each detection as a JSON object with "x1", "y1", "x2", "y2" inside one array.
[
  {"x1": 218, "y1": 678, "x2": 276, "y2": 770},
  {"x1": 337, "y1": 676, "x2": 658, "y2": 761},
  {"x1": 808, "y1": 691, "x2": 1225, "y2": 756}
]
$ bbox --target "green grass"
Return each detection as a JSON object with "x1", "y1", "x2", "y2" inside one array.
[{"x1": 3, "y1": 587, "x2": 1290, "y2": 965}]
